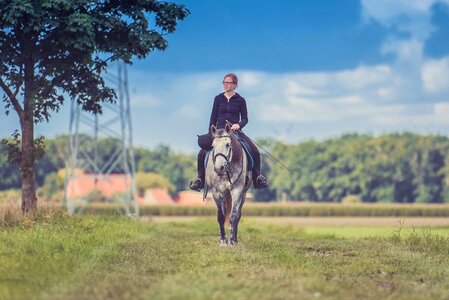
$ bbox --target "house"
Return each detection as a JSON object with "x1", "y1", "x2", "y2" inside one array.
[
  {"x1": 66, "y1": 174, "x2": 253, "y2": 205},
  {"x1": 174, "y1": 191, "x2": 212, "y2": 205},
  {"x1": 142, "y1": 188, "x2": 174, "y2": 205},
  {"x1": 174, "y1": 191, "x2": 253, "y2": 205},
  {"x1": 65, "y1": 174, "x2": 176, "y2": 204},
  {"x1": 65, "y1": 174, "x2": 132, "y2": 201}
]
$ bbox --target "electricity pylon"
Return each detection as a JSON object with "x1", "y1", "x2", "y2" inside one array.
[{"x1": 64, "y1": 63, "x2": 139, "y2": 217}]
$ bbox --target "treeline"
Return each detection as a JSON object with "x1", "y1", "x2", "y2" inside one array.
[
  {"x1": 262, "y1": 133, "x2": 449, "y2": 203},
  {"x1": 1, "y1": 133, "x2": 449, "y2": 203},
  {"x1": 0, "y1": 135, "x2": 196, "y2": 195}
]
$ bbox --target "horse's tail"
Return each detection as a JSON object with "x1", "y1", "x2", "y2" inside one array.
[{"x1": 224, "y1": 194, "x2": 232, "y2": 226}]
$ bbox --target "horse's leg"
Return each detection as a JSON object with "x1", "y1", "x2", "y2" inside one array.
[
  {"x1": 216, "y1": 200, "x2": 227, "y2": 245},
  {"x1": 229, "y1": 191, "x2": 245, "y2": 245}
]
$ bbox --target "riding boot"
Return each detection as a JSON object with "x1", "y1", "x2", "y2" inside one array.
[
  {"x1": 190, "y1": 149, "x2": 206, "y2": 191},
  {"x1": 253, "y1": 169, "x2": 268, "y2": 189},
  {"x1": 189, "y1": 173, "x2": 204, "y2": 192}
]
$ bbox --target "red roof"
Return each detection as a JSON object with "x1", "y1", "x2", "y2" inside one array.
[
  {"x1": 143, "y1": 188, "x2": 174, "y2": 205},
  {"x1": 174, "y1": 191, "x2": 212, "y2": 205},
  {"x1": 174, "y1": 191, "x2": 253, "y2": 205},
  {"x1": 66, "y1": 174, "x2": 131, "y2": 198}
]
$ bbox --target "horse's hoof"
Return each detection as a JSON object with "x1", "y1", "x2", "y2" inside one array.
[
  {"x1": 229, "y1": 239, "x2": 238, "y2": 246},
  {"x1": 219, "y1": 239, "x2": 228, "y2": 246}
]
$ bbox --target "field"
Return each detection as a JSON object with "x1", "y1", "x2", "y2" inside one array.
[{"x1": 1, "y1": 207, "x2": 449, "y2": 299}]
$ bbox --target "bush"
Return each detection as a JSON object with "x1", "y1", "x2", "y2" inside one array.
[
  {"x1": 136, "y1": 172, "x2": 175, "y2": 195},
  {"x1": 73, "y1": 203, "x2": 449, "y2": 217}
]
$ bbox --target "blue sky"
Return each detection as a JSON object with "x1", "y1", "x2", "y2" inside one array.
[{"x1": 2, "y1": 0, "x2": 449, "y2": 153}]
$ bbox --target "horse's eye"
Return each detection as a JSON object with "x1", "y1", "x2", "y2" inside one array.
[{"x1": 226, "y1": 143, "x2": 230, "y2": 148}]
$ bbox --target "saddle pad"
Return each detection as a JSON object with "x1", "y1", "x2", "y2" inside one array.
[
  {"x1": 204, "y1": 150, "x2": 211, "y2": 168},
  {"x1": 239, "y1": 139, "x2": 254, "y2": 171},
  {"x1": 204, "y1": 141, "x2": 254, "y2": 171}
]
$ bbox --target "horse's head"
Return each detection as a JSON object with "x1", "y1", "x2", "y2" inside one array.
[{"x1": 211, "y1": 124, "x2": 233, "y2": 175}]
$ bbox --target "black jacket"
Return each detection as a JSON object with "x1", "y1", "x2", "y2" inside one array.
[{"x1": 208, "y1": 92, "x2": 248, "y2": 133}]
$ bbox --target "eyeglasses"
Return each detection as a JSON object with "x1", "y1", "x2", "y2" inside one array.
[{"x1": 222, "y1": 81, "x2": 235, "y2": 85}]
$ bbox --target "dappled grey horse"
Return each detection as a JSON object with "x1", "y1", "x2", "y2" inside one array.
[{"x1": 205, "y1": 124, "x2": 252, "y2": 245}]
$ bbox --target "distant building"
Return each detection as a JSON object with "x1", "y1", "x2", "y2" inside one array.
[
  {"x1": 142, "y1": 188, "x2": 174, "y2": 205},
  {"x1": 66, "y1": 174, "x2": 253, "y2": 205},
  {"x1": 174, "y1": 191, "x2": 253, "y2": 205},
  {"x1": 66, "y1": 174, "x2": 177, "y2": 204},
  {"x1": 174, "y1": 191, "x2": 211, "y2": 205},
  {"x1": 65, "y1": 174, "x2": 131, "y2": 201}
]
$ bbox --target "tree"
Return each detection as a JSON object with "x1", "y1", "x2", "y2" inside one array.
[
  {"x1": 135, "y1": 172, "x2": 174, "y2": 195},
  {"x1": 136, "y1": 145, "x2": 196, "y2": 194},
  {"x1": 0, "y1": 0, "x2": 189, "y2": 213}
]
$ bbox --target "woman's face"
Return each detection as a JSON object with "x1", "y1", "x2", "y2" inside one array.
[{"x1": 222, "y1": 76, "x2": 237, "y2": 93}]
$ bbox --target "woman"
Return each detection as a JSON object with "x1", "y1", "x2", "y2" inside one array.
[{"x1": 190, "y1": 73, "x2": 268, "y2": 191}]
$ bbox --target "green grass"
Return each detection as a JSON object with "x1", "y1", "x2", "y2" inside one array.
[
  {"x1": 298, "y1": 225, "x2": 449, "y2": 238},
  {"x1": 1, "y1": 213, "x2": 449, "y2": 299}
]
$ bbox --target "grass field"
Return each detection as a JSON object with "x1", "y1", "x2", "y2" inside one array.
[{"x1": 1, "y1": 211, "x2": 449, "y2": 299}]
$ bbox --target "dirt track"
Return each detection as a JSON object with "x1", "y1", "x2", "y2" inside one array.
[{"x1": 148, "y1": 216, "x2": 449, "y2": 227}]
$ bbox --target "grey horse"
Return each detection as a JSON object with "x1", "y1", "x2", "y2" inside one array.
[{"x1": 205, "y1": 124, "x2": 252, "y2": 245}]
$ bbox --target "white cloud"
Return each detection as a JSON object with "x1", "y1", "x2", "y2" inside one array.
[
  {"x1": 381, "y1": 38, "x2": 424, "y2": 63},
  {"x1": 239, "y1": 71, "x2": 266, "y2": 88},
  {"x1": 362, "y1": 0, "x2": 435, "y2": 24},
  {"x1": 233, "y1": 55, "x2": 448, "y2": 139},
  {"x1": 361, "y1": 0, "x2": 437, "y2": 39},
  {"x1": 422, "y1": 57, "x2": 449, "y2": 93},
  {"x1": 361, "y1": 0, "x2": 449, "y2": 64},
  {"x1": 284, "y1": 80, "x2": 322, "y2": 97},
  {"x1": 434, "y1": 102, "x2": 449, "y2": 123}
]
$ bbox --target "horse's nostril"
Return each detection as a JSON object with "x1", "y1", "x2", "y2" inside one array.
[{"x1": 215, "y1": 165, "x2": 225, "y2": 174}]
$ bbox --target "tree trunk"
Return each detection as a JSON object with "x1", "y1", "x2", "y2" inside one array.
[
  {"x1": 20, "y1": 115, "x2": 37, "y2": 213},
  {"x1": 20, "y1": 53, "x2": 37, "y2": 214}
]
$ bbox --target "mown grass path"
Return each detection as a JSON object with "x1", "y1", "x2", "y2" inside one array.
[{"x1": 1, "y1": 213, "x2": 449, "y2": 299}]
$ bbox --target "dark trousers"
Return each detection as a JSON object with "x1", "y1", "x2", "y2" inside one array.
[{"x1": 196, "y1": 132, "x2": 261, "y2": 181}]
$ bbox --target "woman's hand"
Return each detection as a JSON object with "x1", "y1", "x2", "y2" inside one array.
[{"x1": 231, "y1": 124, "x2": 240, "y2": 131}]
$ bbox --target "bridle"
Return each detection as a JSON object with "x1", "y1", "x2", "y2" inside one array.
[
  {"x1": 211, "y1": 135, "x2": 244, "y2": 185},
  {"x1": 212, "y1": 135, "x2": 231, "y2": 165}
]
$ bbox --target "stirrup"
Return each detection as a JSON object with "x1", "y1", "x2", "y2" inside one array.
[
  {"x1": 190, "y1": 178, "x2": 203, "y2": 192},
  {"x1": 255, "y1": 175, "x2": 268, "y2": 189}
]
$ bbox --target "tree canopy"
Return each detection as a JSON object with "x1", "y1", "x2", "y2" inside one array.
[
  {"x1": 266, "y1": 133, "x2": 449, "y2": 203},
  {"x1": 0, "y1": 0, "x2": 189, "y2": 212}
]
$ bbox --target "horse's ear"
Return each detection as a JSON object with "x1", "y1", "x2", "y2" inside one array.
[
  {"x1": 211, "y1": 125, "x2": 217, "y2": 136},
  {"x1": 225, "y1": 123, "x2": 231, "y2": 134}
]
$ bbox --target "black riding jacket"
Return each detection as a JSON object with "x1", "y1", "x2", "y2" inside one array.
[{"x1": 208, "y1": 92, "x2": 248, "y2": 133}]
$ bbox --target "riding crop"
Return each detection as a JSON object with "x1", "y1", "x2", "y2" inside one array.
[{"x1": 225, "y1": 120, "x2": 293, "y2": 173}]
